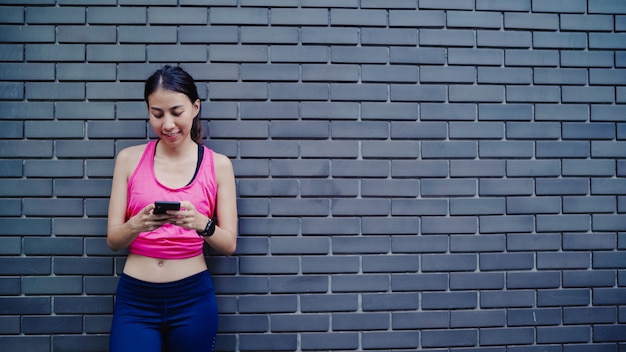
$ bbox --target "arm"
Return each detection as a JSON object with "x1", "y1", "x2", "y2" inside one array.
[
  {"x1": 203, "y1": 153, "x2": 238, "y2": 255},
  {"x1": 106, "y1": 146, "x2": 170, "y2": 252}
]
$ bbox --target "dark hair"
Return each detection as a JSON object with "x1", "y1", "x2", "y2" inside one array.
[{"x1": 144, "y1": 65, "x2": 203, "y2": 144}]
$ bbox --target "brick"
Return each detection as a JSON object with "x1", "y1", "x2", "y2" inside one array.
[
  {"x1": 362, "y1": 28, "x2": 417, "y2": 45},
  {"x1": 240, "y1": 257, "x2": 298, "y2": 274},
  {"x1": 300, "y1": 293, "x2": 358, "y2": 312},
  {"x1": 481, "y1": 290, "x2": 535, "y2": 308},
  {"x1": 362, "y1": 293, "x2": 419, "y2": 311},
  {"x1": 272, "y1": 46, "x2": 328, "y2": 63},
  {"x1": 22, "y1": 316, "x2": 82, "y2": 334},
  {"x1": 505, "y1": 13, "x2": 558, "y2": 30},
  {"x1": 451, "y1": 310, "x2": 505, "y2": 328},
  {"x1": 450, "y1": 160, "x2": 505, "y2": 177},
  {"x1": 0, "y1": 25, "x2": 55, "y2": 43},
  {"x1": 420, "y1": 0, "x2": 474, "y2": 10},
  {"x1": 476, "y1": 0, "x2": 531, "y2": 12},
  {"x1": 563, "y1": 270, "x2": 615, "y2": 287},
  {"x1": 301, "y1": 140, "x2": 358, "y2": 158},
  {"x1": 333, "y1": 312, "x2": 389, "y2": 330},
  {"x1": 480, "y1": 253, "x2": 534, "y2": 271},
  {"x1": 332, "y1": 236, "x2": 390, "y2": 254},
  {"x1": 362, "y1": 331, "x2": 420, "y2": 350},
  {"x1": 590, "y1": 33, "x2": 626, "y2": 49},
  {"x1": 301, "y1": 333, "x2": 358, "y2": 350},
  {"x1": 447, "y1": 10, "x2": 501, "y2": 29},
  {"x1": 362, "y1": 65, "x2": 418, "y2": 83},
  {"x1": 210, "y1": 7, "x2": 267, "y2": 25},
  {"x1": 538, "y1": 289, "x2": 591, "y2": 307},
  {"x1": 449, "y1": 122, "x2": 504, "y2": 139},
  {"x1": 239, "y1": 295, "x2": 297, "y2": 313},
  {"x1": 451, "y1": 85, "x2": 504, "y2": 102},
  {"x1": 450, "y1": 198, "x2": 505, "y2": 215},
  {"x1": 87, "y1": 6, "x2": 146, "y2": 24},
  {"x1": 391, "y1": 235, "x2": 448, "y2": 253},
  {"x1": 478, "y1": 30, "x2": 532, "y2": 48},
  {"x1": 422, "y1": 141, "x2": 477, "y2": 159},
  {"x1": 270, "y1": 237, "x2": 329, "y2": 255},
  {"x1": 330, "y1": 83, "x2": 387, "y2": 101},
  {"x1": 507, "y1": 233, "x2": 562, "y2": 251},
  {"x1": 332, "y1": 274, "x2": 389, "y2": 293},
  {"x1": 390, "y1": 47, "x2": 446, "y2": 64},
  {"x1": 0, "y1": 337, "x2": 51, "y2": 352},
  {"x1": 480, "y1": 104, "x2": 533, "y2": 121},
  {"x1": 563, "y1": 160, "x2": 615, "y2": 177},
  {"x1": 271, "y1": 8, "x2": 327, "y2": 25},
  {"x1": 591, "y1": 105, "x2": 626, "y2": 123},
  {"x1": 420, "y1": 179, "x2": 477, "y2": 197},
  {"x1": 392, "y1": 199, "x2": 448, "y2": 216},
  {"x1": 507, "y1": 271, "x2": 561, "y2": 289},
  {"x1": 537, "y1": 326, "x2": 590, "y2": 344},
  {"x1": 26, "y1": 6, "x2": 84, "y2": 24},
  {"x1": 389, "y1": 10, "x2": 445, "y2": 27},
  {"x1": 331, "y1": 8, "x2": 387, "y2": 26},
  {"x1": 239, "y1": 334, "x2": 297, "y2": 352},
  {"x1": 240, "y1": 102, "x2": 298, "y2": 119},
  {"x1": 392, "y1": 273, "x2": 448, "y2": 291},
  {"x1": 302, "y1": 28, "x2": 358, "y2": 45},
  {"x1": 0, "y1": 297, "x2": 50, "y2": 315},
  {"x1": 537, "y1": 214, "x2": 591, "y2": 232},
  {"x1": 362, "y1": 179, "x2": 419, "y2": 198},
  {"x1": 450, "y1": 272, "x2": 504, "y2": 289},
  {"x1": 479, "y1": 178, "x2": 534, "y2": 196},
  {"x1": 363, "y1": 102, "x2": 419, "y2": 120},
  {"x1": 362, "y1": 0, "x2": 417, "y2": 9},
  {"x1": 506, "y1": 49, "x2": 559, "y2": 67},
  {"x1": 363, "y1": 141, "x2": 419, "y2": 159},
  {"x1": 535, "y1": 103, "x2": 589, "y2": 122},
  {"x1": 507, "y1": 159, "x2": 561, "y2": 177},
  {"x1": 422, "y1": 292, "x2": 477, "y2": 309},
  {"x1": 507, "y1": 308, "x2": 562, "y2": 326},
  {"x1": 393, "y1": 311, "x2": 449, "y2": 329},
  {"x1": 302, "y1": 256, "x2": 358, "y2": 274},
  {"x1": 391, "y1": 121, "x2": 446, "y2": 139},
  {"x1": 481, "y1": 327, "x2": 534, "y2": 346},
  {"x1": 391, "y1": 85, "x2": 447, "y2": 102},
  {"x1": 561, "y1": 51, "x2": 615, "y2": 68},
  {"x1": 507, "y1": 197, "x2": 560, "y2": 214},
  {"x1": 479, "y1": 67, "x2": 532, "y2": 84},
  {"x1": 481, "y1": 215, "x2": 534, "y2": 233}
]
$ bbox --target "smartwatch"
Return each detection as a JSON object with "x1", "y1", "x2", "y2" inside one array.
[{"x1": 197, "y1": 216, "x2": 216, "y2": 237}]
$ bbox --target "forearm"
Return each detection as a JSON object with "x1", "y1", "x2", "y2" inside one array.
[
  {"x1": 107, "y1": 220, "x2": 142, "y2": 252},
  {"x1": 204, "y1": 226, "x2": 237, "y2": 255}
]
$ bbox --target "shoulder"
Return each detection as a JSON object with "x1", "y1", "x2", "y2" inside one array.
[
  {"x1": 210, "y1": 150, "x2": 235, "y2": 180},
  {"x1": 115, "y1": 143, "x2": 149, "y2": 172}
]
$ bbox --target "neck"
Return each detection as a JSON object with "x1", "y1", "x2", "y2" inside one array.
[{"x1": 156, "y1": 138, "x2": 197, "y2": 158}]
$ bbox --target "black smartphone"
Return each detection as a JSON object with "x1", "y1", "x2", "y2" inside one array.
[{"x1": 154, "y1": 201, "x2": 180, "y2": 214}]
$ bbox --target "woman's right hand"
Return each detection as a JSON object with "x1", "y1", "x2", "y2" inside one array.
[{"x1": 128, "y1": 203, "x2": 173, "y2": 233}]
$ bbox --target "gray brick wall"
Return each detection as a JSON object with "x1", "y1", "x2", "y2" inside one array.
[{"x1": 1, "y1": 0, "x2": 625, "y2": 351}]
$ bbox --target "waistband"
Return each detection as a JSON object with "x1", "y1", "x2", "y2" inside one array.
[{"x1": 117, "y1": 270, "x2": 213, "y2": 300}]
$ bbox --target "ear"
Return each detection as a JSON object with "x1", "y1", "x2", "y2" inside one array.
[{"x1": 193, "y1": 99, "x2": 201, "y2": 117}]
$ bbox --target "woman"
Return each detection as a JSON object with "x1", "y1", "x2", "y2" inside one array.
[{"x1": 107, "y1": 65, "x2": 237, "y2": 352}]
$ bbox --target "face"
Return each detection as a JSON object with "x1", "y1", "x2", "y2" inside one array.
[{"x1": 147, "y1": 88, "x2": 200, "y2": 146}]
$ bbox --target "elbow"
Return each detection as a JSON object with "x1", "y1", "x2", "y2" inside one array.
[
  {"x1": 106, "y1": 236, "x2": 123, "y2": 252},
  {"x1": 222, "y1": 242, "x2": 237, "y2": 256}
]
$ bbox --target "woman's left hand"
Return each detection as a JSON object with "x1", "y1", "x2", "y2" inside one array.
[{"x1": 168, "y1": 200, "x2": 207, "y2": 232}]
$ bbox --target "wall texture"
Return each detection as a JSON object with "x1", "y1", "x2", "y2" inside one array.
[{"x1": 1, "y1": 0, "x2": 626, "y2": 351}]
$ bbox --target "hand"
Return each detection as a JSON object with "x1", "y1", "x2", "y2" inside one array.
[
  {"x1": 127, "y1": 203, "x2": 173, "y2": 233},
  {"x1": 168, "y1": 200, "x2": 207, "y2": 232}
]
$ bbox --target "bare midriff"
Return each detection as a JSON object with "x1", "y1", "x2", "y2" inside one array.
[{"x1": 123, "y1": 253, "x2": 207, "y2": 283}]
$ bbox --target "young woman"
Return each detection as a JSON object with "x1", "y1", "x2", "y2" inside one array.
[{"x1": 107, "y1": 65, "x2": 237, "y2": 352}]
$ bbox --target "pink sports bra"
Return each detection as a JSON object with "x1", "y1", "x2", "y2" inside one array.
[{"x1": 126, "y1": 140, "x2": 217, "y2": 259}]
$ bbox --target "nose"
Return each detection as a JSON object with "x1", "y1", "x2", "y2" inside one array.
[{"x1": 162, "y1": 114, "x2": 176, "y2": 129}]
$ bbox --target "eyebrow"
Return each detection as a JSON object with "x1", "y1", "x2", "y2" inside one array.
[{"x1": 150, "y1": 105, "x2": 184, "y2": 112}]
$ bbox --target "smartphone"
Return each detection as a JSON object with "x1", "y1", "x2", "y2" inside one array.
[{"x1": 154, "y1": 201, "x2": 180, "y2": 214}]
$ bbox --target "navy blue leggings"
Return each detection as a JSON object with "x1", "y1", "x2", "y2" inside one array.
[{"x1": 109, "y1": 271, "x2": 218, "y2": 352}]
